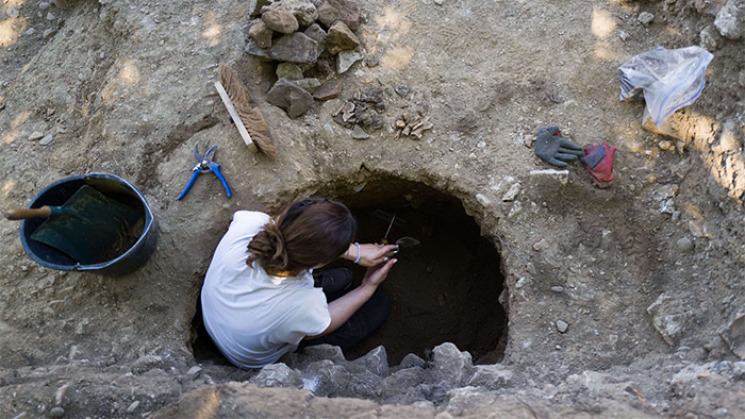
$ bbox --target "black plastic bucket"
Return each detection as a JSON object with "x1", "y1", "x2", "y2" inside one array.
[{"x1": 19, "y1": 173, "x2": 158, "y2": 277}]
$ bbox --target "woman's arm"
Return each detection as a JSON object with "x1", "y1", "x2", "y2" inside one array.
[
  {"x1": 341, "y1": 242, "x2": 399, "y2": 267},
  {"x1": 306, "y1": 258, "x2": 397, "y2": 338}
]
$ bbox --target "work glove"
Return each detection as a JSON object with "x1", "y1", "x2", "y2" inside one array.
[
  {"x1": 534, "y1": 126, "x2": 585, "y2": 167},
  {"x1": 580, "y1": 143, "x2": 617, "y2": 188}
]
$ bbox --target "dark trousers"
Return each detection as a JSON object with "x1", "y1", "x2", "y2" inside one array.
[{"x1": 300, "y1": 269, "x2": 391, "y2": 352}]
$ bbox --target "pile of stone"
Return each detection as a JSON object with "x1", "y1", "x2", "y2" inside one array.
[
  {"x1": 394, "y1": 111, "x2": 433, "y2": 140},
  {"x1": 245, "y1": 0, "x2": 364, "y2": 118},
  {"x1": 331, "y1": 87, "x2": 389, "y2": 139},
  {"x1": 249, "y1": 342, "x2": 515, "y2": 405}
]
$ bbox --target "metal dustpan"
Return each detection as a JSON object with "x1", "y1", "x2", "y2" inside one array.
[{"x1": 30, "y1": 185, "x2": 143, "y2": 265}]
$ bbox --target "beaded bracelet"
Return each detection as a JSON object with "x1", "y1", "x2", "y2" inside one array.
[{"x1": 353, "y1": 242, "x2": 361, "y2": 264}]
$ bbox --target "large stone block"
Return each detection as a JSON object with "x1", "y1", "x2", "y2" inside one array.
[
  {"x1": 249, "y1": 363, "x2": 303, "y2": 388},
  {"x1": 715, "y1": 0, "x2": 745, "y2": 39},
  {"x1": 270, "y1": 32, "x2": 319, "y2": 64},
  {"x1": 267, "y1": 78, "x2": 315, "y2": 118}
]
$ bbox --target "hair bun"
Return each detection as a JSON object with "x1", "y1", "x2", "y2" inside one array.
[{"x1": 247, "y1": 218, "x2": 289, "y2": 271}]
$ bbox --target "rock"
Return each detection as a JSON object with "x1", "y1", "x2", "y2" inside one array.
[
  {"x1": 659, "y1": 140, "x2": 675, "y2": 151},
  {"x1": 466, "y1": 364, "x2": 513, "y2": 389},
  {"x1": 249, "y1": 363, "x2": 303, "y2": 388},
  {"x1": 647, "y1": 294, "x2": 685, "y2": 345},
  {"x1": 475, "y1": 193, "x2": 491, "y2": 207},
  {"x1": 336, "y1": 49, "x2": 363, "y2": 73},
  {"x1": 715, "y1": 0, "x2": 745, "y2": 39},
  {"x1": 351, "y1": 125, "x2": 370, "y2": 139},
  {"x1": 317, "y1": 0, "x2": 361, "y2": 31},
  {"x1": 356, "y1": 346, "x2": 388, "y2": 375},
  {"x1": 249, "y1": 20, "x2": 273, "y2": 49},
  {"x1": 266, "y1": 78, "x2": 315, "y2": 118},
  {"x1": 365, "y1": 53, "x2": 381, "y2": 67},
  {"x1": 262, "y1": 0, "x2": 318, "y2": 28},
  {"x1": 434, "y1": 0, "x2": 445, "y2": 5},
  {"x1": 507, "y1": 201, "x2": 523, "y2": 219},
  {"x1": 394, "y1": 85, "x2": 410, "y2": 97},
  {"x1": 295, "y1": 78, "x2": 321, "y2": 93},
  {"x1": 49, "y1": 406, "x2": 65, "y2": 418},
  {"x1": 551, "y1": 286, "x2": 564, "y2": 293},
  {"x1": 270, "y1": 32, "x2": 319, "y2": 64},
  {"x1": 556, "y1": 320, "x2": 569, "y2": 333},
  {"x1": 302, "y1": 359, "x2": 352, "y2": 397},
  {"x1": 126, "y1": 401, "x2": 140, "y2": 413},
  {"x1": 347, "y1": 370, "x2": 383, "y2": 399},
  {"x1": 399, "y1": 353, "x2": 426, "y2": 369},
  {"x1": 676, "y1": 237, "x2": 694, "y2": 252},
  {"x1": 637, "y1": 11, "x2": 654, "y2": 26},
  {"x1": 380, "y1": 367, "x2": 429, "y2": 403},
  {"x1": 699, "y1": 24, "x2": 722, "y2": 51},
  {"x1": 39, "y1": 134, "x2": 54, "y2": 146},
  {"x1": 276, "y1": 62, "x2": 304, "y2": 80},
  {"x1": 131, "y1": 354, "x2": 163, "y2": 374},
  {"x1": 40, "y1": 2, "x2": 51, "y2": 10},
  {"x1": 249, "y1": 0, "x2": 274, "y2": 17},
  {"x1": 262, "y1": 9, "x2": 299, "y2": 34},
  {"x1": 502, "y1": 183, "x2": 521, "y2": 201},
  {"x1": 721, "y1": 312, "x2": 745, "y2": 359},
  {"x1": 292, "y1": 344, "x2": 346, "y2": 367},
  {"x1": 532, "y1": 238, "x2": 549, "y2": 252},
  {"x1": 649, "y1": 184, "x2": 679, "y2": 201},
  {"x1": 566, "y1": 370, "x2": 634, "y2": 400},
  {"x1": 78, "y1": 67, "x2": 93, "y2": 81},
  {"x1": 617, "y1": 30, "x2": 629, "y2": 41},
  {"x1": 660, "y1": 198, "x2": 676, "y2": 216},
  {"x1": 445, "y1": 386, "x2": 497, "y2": 414},
  {"x1": 326, "y1": 21, "x2": 360, "y2": 54},
  {"x1": 432, "y1": 342, "x2": 472, "y2": 385},
  {"x1": 244, "y1": 39, "x2": 274, "y2": 60},
  {"x1": 186, "y1": 365, "x2": 202, "y2": 378},
  {"x1": 313, "y1": 80, "x2": 343, "y2": 100},
  {"x1": 28, "y1": 131, "x2": 45, "y2": 141},
  {"x1": 303, "y1": 23, "x2": 327, "y2": 58}
]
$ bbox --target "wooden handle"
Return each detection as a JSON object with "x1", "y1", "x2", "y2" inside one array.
[
  {"x1": 214, "y1": 81, "x2": 259, "y2": 153},
  {"x1": 3, "y1": 206, "x2": 53, "y2": 220}
]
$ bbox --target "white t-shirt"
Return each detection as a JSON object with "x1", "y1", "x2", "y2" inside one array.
[{"x1": 200, "y1": 210, "x2": 332, "y2": 369}]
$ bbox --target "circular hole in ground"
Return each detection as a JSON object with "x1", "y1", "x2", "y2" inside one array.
[
  {"x1": 326, "y1": 177, "x2": 507, "y2": 364},
  {"x1": 190, "y1": 176, "x2": 508, "y2": 366}
]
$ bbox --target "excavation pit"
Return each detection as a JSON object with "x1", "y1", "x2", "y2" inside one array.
[
  {"x1": 192, "y1": 178, "x2": 507, "y2": 366},
  {"x1": 330, "y1": 179, "x2": 507, "y2": 364}
]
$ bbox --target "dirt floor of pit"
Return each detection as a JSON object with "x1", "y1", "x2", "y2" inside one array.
[
  {"x1": 338, "y1": 192, "x2": 506, "y2": 365},
  {"x1": 2, "y1": 0, "x2": 745, "y2": 417}
]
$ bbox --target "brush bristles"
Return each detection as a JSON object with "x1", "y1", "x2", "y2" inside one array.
[{"x1": 218, "y1": 64, "x2": 277, "y2": 158}]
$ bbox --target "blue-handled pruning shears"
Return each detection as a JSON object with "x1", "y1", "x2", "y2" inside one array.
[{"x1": 176, "y1": 144, "x2": 232, "y2": 200}]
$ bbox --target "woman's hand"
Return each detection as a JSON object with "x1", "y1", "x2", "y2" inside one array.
[
  {"x1": 361, "y1": 258, "x2": 397, "y2": 288},
  {"x1": 343, "y1": 242, "x2": 399, "y2": 267}
]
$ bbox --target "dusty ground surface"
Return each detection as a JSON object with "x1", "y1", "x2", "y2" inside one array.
[{"x1": 2, "y1": 0, "x2": 745, "y2": 417}]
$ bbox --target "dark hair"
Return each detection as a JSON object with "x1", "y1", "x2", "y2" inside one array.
[{"x1": 247, "y1": 197, "x2": 357, "y2": 273}]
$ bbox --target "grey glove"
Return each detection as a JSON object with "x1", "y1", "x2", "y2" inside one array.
[{"x1": 535, "y1": 126, "x2": 585, "y2": 167}]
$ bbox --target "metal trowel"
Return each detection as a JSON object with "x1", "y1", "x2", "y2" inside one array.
[{"x1": 387, "y1": 236, "x2": 421, "y2": 258}]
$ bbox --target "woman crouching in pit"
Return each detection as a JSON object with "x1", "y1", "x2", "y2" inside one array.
[{"x1": 200, "y1": 197, "x2": 399, "y2": 369}]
